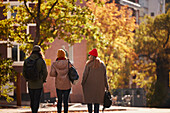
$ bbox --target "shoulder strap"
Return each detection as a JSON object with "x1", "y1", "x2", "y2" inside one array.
[
  {"x1": 68, "y1": 59, "x2": 74, "y2": 67},
  {"x1": 52, "y1": 63, "x2": 57, "y2": 71},
  {"x1": 68, "y1": 59, "x2": 71, "y2": 71},
  {"x1": 35, "y1": 57, "x2": 41, "y2": 61},
  {"x1": 27, "y1": 57, "x2": 40, "y2": 62},
  {"x1": 68, "y1": 60, "x2": 70, "y2": 70}
]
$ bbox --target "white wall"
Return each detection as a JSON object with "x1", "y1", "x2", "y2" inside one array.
[{"x1": 139, "y1": 0, "x2": 165, "y2": 17}]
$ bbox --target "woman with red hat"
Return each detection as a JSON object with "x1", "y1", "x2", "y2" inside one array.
[{"x1": 81, "y1": 48, "x2": 109, "y2": 113}]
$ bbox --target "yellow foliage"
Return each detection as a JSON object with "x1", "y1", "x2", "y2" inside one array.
[{"x1": 87, "y1": 0, "x2": 138, "y2": 89}]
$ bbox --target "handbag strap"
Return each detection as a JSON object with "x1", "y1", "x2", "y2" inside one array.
[
  {"x1": 68, "y1": 59, "x2": 70, "y2": 70},
  {"x1": 68, "y1": 59, "x2": 72, "y2": 69},
  {"x1": 68, "y1": 59, "x2": 74, "y2": 68}
]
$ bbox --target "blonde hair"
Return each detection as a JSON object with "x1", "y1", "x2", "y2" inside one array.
[{"x1": 57, "y1": 49, "x2": 66, "y2": 58}]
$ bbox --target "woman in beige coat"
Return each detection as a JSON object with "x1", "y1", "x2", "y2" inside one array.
[
  {"x1": 81, "y1": 48, "x2": 109, "y2": 113},
  {"x1": 50, "y1": 49, "x2": 71, "y2": 113}
]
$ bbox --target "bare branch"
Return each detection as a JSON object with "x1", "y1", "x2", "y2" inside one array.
[
  {"x1": 37, "y1": 0, "x2": 41, "y2": 19},
  {"x1": 24, "y1": 0, "x2": 35, "y2": 18},
  {"x1": 39, "y1": 36, "x2": 48, "y2": 45},
  {"x1": 152, "y1": 32, "x2": 161, "y2": 42},
  {"x1": 163, "y1": 32, "x2": 169, "y2": 48},
  {"x1": 41, "y1": 0, "x2": 59, "y2": 22}
]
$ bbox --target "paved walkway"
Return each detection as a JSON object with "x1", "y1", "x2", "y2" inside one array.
[{"x1": 0, "y1": 103, "x2": 170, "y2": 113}]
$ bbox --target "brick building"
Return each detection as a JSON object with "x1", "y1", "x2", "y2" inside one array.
[{"x1": 0, "y1": 0, "x2": 87, "y2": 104}]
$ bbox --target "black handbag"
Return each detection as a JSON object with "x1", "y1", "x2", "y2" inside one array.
[
  {"x1": 68, "y1": 60, "x2": 79, "y2": 83},
  {"x1": 102, "y1": 90, "x2": 112, "y2": 112}
]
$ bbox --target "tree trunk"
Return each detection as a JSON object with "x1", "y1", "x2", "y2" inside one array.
[
  {"x1": 34, "y1": 20, "x2": 40, "y2": 46},
  {"x1": 33, "y1": 0, "x2": 41, "y2": 46},
  {"x1": 152, "y1": 55, "x2": 170, "y2": 107}
]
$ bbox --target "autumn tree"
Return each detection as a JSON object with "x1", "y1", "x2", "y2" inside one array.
[
  {"x1": 0, "y1": 56, "x2": 17, "y2": 103},
  {"x1": 0, "y1": 0, "x2": 99, "y2": 53},
  {"x1": 166, "y1": 2, "x2": 170, "y2": 13},
  {"x1": 134, "y1": 10, "x2": 170, "y2": 107},
  {"x1": 0, "y1": 20, "x2": 17, "y2": 103},
  {"x1": 0, "y1": 0, "x2": 98, "y2": 102},
  {"x1": 0, "y1": 3, "x2": 18, "y2": 103},
  {"x1": 86, "y1": 0, "x2": 138, "y2": 89}
]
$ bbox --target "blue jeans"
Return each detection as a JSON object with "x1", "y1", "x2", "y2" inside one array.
[
  {"x1": 88, "y1": 103, "x2": 100, "y2": 113},
  {"x1": 56, "y1": 88, "x2": 71, "y2": 113},
  {"x1": 28, "y1": 88, "x2": 42, "y2": 113}
]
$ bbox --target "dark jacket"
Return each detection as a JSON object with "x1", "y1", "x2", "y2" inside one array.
[
  {"x1": 81, "y1": 61, "x2": 109, "y2": 104},
  {"x1": 23, "y1": 53, "x2": 48, "y2": 89}
]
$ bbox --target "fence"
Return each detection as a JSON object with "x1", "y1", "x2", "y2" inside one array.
[{"x1": 112, "y1": 88, "x2": 146, "y2": 107}]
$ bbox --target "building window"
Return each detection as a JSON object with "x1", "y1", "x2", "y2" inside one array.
[
  {"x1": 11, "y1": 44, "x2": 25, "y2": 62},
  {"x1": 7, "y1": 43, "x2": 25, "y2": 66},
  {"x1": 11, "y1": 5, "x2": 17, "y2": 18},
  {"x1": 27, "y1": 24, "x2": 36, "y2": 38},
  {"x1": 0, "y1": 6, "x2": 6, "y2": 20},
  {"x1": 5, "y1": 1, "x2": 22, "y2": 19},
  {"x1": 12, "y1": 45, "x2": 17, "y2": 61},
  {"x1": 151, "y1": 12, "x2": 154, "y2": 16},
  {"x1": 20, "y1": 49, "x2": 25, "y2": 61}
]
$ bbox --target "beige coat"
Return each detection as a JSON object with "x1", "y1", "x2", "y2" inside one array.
[
  {"x1": 50, "y1": 59, "x2": 71, "y2": 90},
  {"x1": 81, "y1": 61, "x2": 109, "y2": 104}
]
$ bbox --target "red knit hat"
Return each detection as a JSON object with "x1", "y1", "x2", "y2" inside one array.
[{"x1": 89, "y1": 48, "x2": 98, "y2": 57}]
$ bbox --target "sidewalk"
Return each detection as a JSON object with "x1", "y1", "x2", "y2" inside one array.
[
  {"x1": 1, "y1": 103, "x2": 170, "y2": 113},
  {"x1": 0, "y1": 103, "x2": 127, "y2": 113}
]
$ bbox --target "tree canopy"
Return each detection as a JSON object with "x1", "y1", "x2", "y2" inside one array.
[
  {"x1": 86, "y1": 0, "x2": 138, "y2": 89},
  {"x1": 0, "y1": 57, "x2": 17, "y2": 103},
  {"x1": 135, "y1": 10, "x2": 170, "y2": 107},
  {"x1": 0, "y1": 0, "x2": 99, "y2": 103},
  {"x1": 166, "y1": 2, "x2": 170, "y2": 13},
  {"x1": 0, "y1": 0, "x2": 99, "y2": 53}
]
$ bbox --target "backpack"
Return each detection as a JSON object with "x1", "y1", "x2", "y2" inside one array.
[
  {"x1": 24, "y1": 57, "x2": 40, "y2": 81},
  {"x1": 102, "y1": 91, "x2": 112, "y2": 112}
]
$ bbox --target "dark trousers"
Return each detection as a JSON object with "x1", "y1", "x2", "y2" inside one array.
[
  {"x1": 56, "y1": 88, "x2": 71, "y2": 113},
  {"x1": 28, "y1": 88, "x2": 42, "y2": 113},
  {"x1": 87, "y1": 103, "x2": 100, "y2": 113}
]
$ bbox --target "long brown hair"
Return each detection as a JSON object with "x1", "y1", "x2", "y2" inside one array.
[{"x1": 86, "y1": 56, "x2": 102, "y2": 68}]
